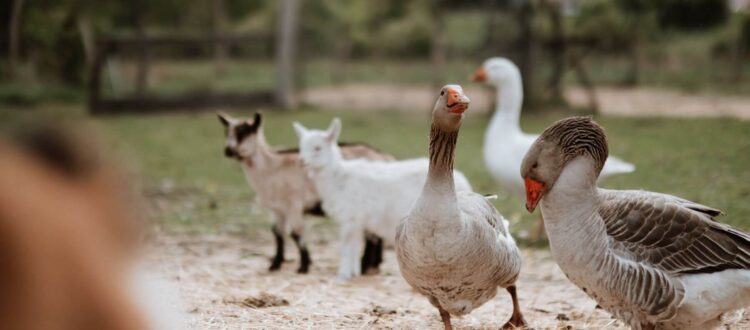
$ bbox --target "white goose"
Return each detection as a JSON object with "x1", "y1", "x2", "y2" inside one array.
[
  {"x1": 396, "y1": 85, "x2": 526, "y2": 330},
  {"x1": 471, "y1": 57, "x2": 635, "y2": 198},
  {"x1": 521, "y1": 116, "x2": 750, "y2": 330}
]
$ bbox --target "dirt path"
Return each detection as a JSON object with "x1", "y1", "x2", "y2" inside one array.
[
  {"x1": 301, "y1": 85, "x2": 750, "y2": 120},
  {"x1": 145, "y1": 234, "x2": 747, "y2": 329},
  {"x1": 567, "y1": 87, "x2": 750, "y2": 120}
]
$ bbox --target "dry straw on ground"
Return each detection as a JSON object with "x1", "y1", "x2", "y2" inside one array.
[{"x1": 144, "y1": 234, "x2": 749, "y2": 329}]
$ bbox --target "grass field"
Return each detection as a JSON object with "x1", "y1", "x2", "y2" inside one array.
[{"x1": 4, "y1": 104, "x2": 749, "y2": 244}]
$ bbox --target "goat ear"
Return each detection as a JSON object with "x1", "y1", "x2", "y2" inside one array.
[
  {"x1": 292, "y1": 122, "x2": 308, "y2": 139},
  {"x1": 217, "y1": 112, "x2": 232, "y2": 127},
  {"x1": 326, "y1": 118, "x2": 341, "y2": 143},
  {"x1": 251, "y1": 112, "x2": 263, "y2": 129}
]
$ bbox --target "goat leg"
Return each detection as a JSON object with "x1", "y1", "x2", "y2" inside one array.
[
  {"x1": 291, "y1": 231, "x2": 311, "y2": 274},
  {"x1": 269, "y1": 224, "x2": 285, "y2": 271}
]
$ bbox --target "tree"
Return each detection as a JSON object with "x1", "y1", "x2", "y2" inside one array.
[
  {"x1": 544, "y1": 0, "x2": 565, "y2": 101},
  {"x1": 276, "y1": 0, "x2": 301, "y2": 109},
  {"x1": 8, "y1": 0, "x2": 26, "y2": 80},
  {"x1": 430, "y1": 0, "x2": 447, "y2": 91},
  {"x1": 212, "y1": 0, "x2": 228, "y2": 78},
  {"x1": 516, "y1": 0, "x2": 536, "y2": 107}
]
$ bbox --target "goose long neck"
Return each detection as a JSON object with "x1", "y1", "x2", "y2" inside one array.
[
  {"x1": 427, "y1": 123, "x2": 458, "y2": 192},
  {"x1": 489, "y1": 77, "x2": 523, "y2": 135}
]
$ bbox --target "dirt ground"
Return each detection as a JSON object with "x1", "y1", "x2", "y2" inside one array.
[
  {"x1": 144, "y1": 234, "x2": 749, "y2": 330},
  {"x1": 301, "y1": 85, "x2": 750, "y2": 120}
]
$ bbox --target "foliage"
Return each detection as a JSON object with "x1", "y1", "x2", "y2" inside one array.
[
  {"x1": 571, "y1": 0, "x2": 658, "y2": 51},
  {"x1": 3, "y1": 0, "x2": 749, "y2": 104},
  {"x1": 653, "y1": 0, "x2": 729, "y2": 31}
]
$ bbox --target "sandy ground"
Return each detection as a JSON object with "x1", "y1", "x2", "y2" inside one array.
[
  {"x1": 301, "y1": 85, "x2": 750, "y2": 120},
  {"x1": 567, "y1": 87, "x2": 750, "y2": 120},
  {"x1": 144, "y1": 234, "x2": 748, "y2": 330}
]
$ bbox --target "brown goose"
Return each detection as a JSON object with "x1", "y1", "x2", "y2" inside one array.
[
  {"x1": 396, "y1": 85, "x2": 526, "y2": 330},
  {"x1": 521, "y1": 116, "x2": 750, "y2": 330}
]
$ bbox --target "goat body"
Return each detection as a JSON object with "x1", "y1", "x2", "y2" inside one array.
[
  {"x1": 294, "y1": 119, "x2": 472, "y2": 280},
  {"x1": 220, "y1": 113, "x2": 393, "y2": 273}
]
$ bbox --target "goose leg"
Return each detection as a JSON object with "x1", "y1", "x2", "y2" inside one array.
[
  {"x1": 502, "y1": 285, "x2": 527, "y2": 329},
  {"x1": 438, "y1": 307, "x2": 452, "y2": 330}
]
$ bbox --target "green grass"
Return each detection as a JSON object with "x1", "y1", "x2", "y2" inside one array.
[
  {"x1": 101, "y1": 59, "x2": 481, "y2": 98},
  {"x1": 3, "y1": 104, "x2": 749, "y2": 244},
  {"x1": 95, "y1": 52, "x2": 750, "y2": 103}
]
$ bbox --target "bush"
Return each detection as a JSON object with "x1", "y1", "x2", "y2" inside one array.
[{"x1": 654, "y1": 0, "x2": 728, "y2": 31}]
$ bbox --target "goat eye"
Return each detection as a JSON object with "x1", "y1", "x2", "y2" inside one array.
[
  {"x1": 532, "y1": 162, "x2": 538, "y2": 169},
  {"x1": 314, "y1": 146, "x2": 321, "y2": 152}
]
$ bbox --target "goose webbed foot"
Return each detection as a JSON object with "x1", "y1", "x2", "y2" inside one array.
[
  {"x1": 438, "y1": 307, "x2": 453, "y2": 330},
  {"x1": 502, "y1": 285, "x2": 528, "y2": 329}
]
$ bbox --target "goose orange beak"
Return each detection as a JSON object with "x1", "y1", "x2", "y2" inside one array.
[
  {"x1": 524, "y1": 177, "x2": 546, "y2": 213},
  {"x1": 470, "y1": 67, "x2": 486, "y2": 82},
  {"x1": 446, "y1": 88, "x2": 470, "y2": 113}
]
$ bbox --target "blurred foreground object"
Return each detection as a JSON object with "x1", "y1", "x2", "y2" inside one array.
[{"x1": 0, "y1": 127, "x2": 182, "y2": 330}]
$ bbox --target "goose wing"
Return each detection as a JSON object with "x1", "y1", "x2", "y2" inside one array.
[
  {"x1": 457, "y1": 191, "x2": 510, "y2": 240},
  {"x1": 599, "y1": 189, "x2": 750, "y2": 275}
]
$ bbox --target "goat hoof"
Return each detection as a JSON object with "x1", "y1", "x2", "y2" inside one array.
[
  {"x1": 363, "y1": 266, "x2": 380, "y2": 276},
  {"x1": 296, "y1": 266, "x2": 309, "y2": 274},
  {"x1": 269, "y1": 260, "x2": 284, "y2": 271}
]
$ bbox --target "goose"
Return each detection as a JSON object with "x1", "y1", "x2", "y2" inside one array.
[
  {"x1": 396, "y1": 85, "x2": 526, "y2": 330},
  {"x1": 520, "y1": 116, "x2": 750, "y2": 330},
  {"x1": 471, "y1": 57, "x2": 635, "y2": 197}
]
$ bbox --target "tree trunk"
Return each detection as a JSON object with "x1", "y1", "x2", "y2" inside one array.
[
  {"x1": 430, "y1": 0, "x2": 447, "y2": 92},
  {"x1": 275, "y1": 0, "x2": 301, "y2": 109},
  {"x1": 8, "y1": 0, "x2": 26, "y2": 80},
  {"x1": 212, "y1": 0, "x2": 228, "y2": 78},
  {"x1": 624, "y1": 38, "x2": 639, "y2": 86},
  {"x1": 482, "y1": 0, "x2": 499, "y2": 55},
  {"x1": 78, "y1": 16, "x2": 95, "y2": 71},
  {"x1": 570, "y1": 52, "x2": 599, "y2": 114},
  {"x1": 134, "y1": 23, "x2": 149, "y2": 96},
  {"x1": 331, "y1": 24, "x2": 352, "y2": 85},
  {"x1": 546, "y1": 0, "x2": 565, "y2": 101},
  {"x1": 731, "y1": 25, "x2": 745, "y2": 83},
  {"x1": 517, "y1": 0, "x2": 536, "y2": 108}
]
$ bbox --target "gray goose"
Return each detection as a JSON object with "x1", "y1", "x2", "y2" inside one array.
[
  {"x1": 396, "y1": 85, "x2": 526, "y2": 330},
  {"x1": 521, "y1": 116, "x2": 750, "y2": 330}
]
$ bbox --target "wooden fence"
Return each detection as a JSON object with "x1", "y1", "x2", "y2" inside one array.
[{"x1": 88, "y1": 34, "x2": 275, "y2": 114}]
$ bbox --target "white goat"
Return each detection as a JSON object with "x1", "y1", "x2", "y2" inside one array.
[
  {"x1": 219, "y1": 112, "x2": 393, "y2": 274},
  {"x1": 294, "y1": 118, "x2": 473, "y2": 280}
]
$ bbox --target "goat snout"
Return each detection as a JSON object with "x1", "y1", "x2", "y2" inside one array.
[{"x1": 224, "y1": 146, "x2": 238, "y2": 158}]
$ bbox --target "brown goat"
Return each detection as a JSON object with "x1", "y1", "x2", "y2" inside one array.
[{"x1": 219, "y1": 112, "x2": 394, "y2": 274}]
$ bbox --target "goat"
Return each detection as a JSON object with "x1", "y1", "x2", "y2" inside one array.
[
  {"x1": 218, "y1": 112, "x2": 394, "y2": 274},
  {"x1": 294, "y1": 118, "x2": 473, "y2": 280}
]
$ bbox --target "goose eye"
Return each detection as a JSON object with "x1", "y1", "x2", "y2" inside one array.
[
  {"x1": 440, "y1": 91, "x2": 445, "y2": 96},
  {"x1": 314, "y1": 146, "x2": 321, "y2": 152}
]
